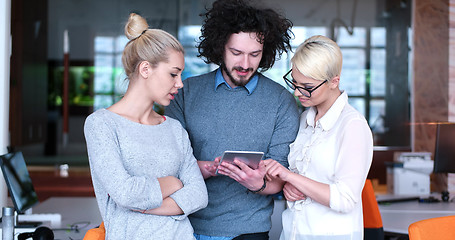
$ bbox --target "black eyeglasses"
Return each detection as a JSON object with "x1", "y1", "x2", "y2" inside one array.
[{"x1": 283, "y1": 69, "x2": 328, "y2": 98}]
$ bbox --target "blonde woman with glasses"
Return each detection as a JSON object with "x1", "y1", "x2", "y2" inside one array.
[{"x1": 264, "y1": 35, "x2": 373, "y2": 240}]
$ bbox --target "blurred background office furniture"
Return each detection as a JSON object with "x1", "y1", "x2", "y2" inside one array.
[
  {"x1": 386, "y1": 152, "x2": 433, "y2": 195},
  {"x1": 378, "y1": 196, "x2": 455, "y2": 236},
  {"x1": 28, "y1": 166, "x2": 94, "y2": 202},
  {"x1": 32, "y1": 197, "x2": 101, "y2": 239},
  {"x1": 0, "y1": 151, "x2": 40, "y2": 213},
  {"x1": 431, "y1": 123, "x2": 455, "y2": 200},
  {"x1": 433, "y1": 123, "x2": 455, "y2": 175},
  {"x1": 408, "y1": 215, "x2": 455, "y2": 240},
  {"x1": 34, "y1": 197, "x2": 282, "y2": 240},
  {"x1": 1, "y1": 197, "x2": 100, "y2": 239},
  {"x1": 83, "y1": 222, "x2": 105, "y2": 240},
  {"x1": 362, "y1": 179, "x2": 384, "y2": 240},
  {"x1": 17, "y1": 226, "x2": 54, "y2": 240}
]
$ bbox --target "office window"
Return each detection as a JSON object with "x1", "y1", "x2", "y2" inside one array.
[
  {"x1": 93, "y1": 36, "x2": 128, "y2": 111},
  {"x1": 340, "y1": 48, "x2": 366, "y2": 96},
  {"x1": 267, "y1": 27, "x2": 328, "y2": 88},
  {"x1": 178, "y1": 26, "x2": 217, "y2": 80}
]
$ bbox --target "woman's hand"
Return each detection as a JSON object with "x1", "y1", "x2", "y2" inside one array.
[
  {"x1": 133, "y1": 198, "x2": 183, "y2": 216},
  {"x1": 263, "y1": 159, "x2": 291, "y2": 181},
  {"x1": 158, "y1": 176, "x2": 183, "y2": 199},
  {"x1": 283, "y1": 182, "x2": 306, "y2": 202}
]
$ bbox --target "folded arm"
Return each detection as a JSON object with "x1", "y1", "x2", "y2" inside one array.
[{"x1": 137, "y1": 176, "x2": 184, "y2": 215}]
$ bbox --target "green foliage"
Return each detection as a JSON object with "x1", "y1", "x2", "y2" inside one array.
[{"x1": 48, "y1": 66, "x2": 95, "y2": 107}]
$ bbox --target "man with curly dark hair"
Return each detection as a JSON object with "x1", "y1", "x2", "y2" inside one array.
[{"x1": 165, "y1": 0, "x2": 299, "y2": 239}]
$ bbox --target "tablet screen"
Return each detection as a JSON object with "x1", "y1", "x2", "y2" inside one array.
[{"x1": 220, "y1": 150, "x2": 264, "y2": 169}]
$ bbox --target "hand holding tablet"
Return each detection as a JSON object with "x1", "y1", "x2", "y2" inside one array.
[{"x1": 215, "y1": 150, "x2": 264, "y2": 174}]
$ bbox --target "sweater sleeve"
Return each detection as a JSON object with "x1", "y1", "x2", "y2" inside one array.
[
  {"x1": 169, "y1": 127, "x2": 208, "y2": 220},
  {"x1": 329, "y1": 117, "x2": 373, "y2": 213},
  {"x1": 84, "y1": 113, "x2": 163, "y2": 210},
  {"x1": 264, "y1": 89, "x2": 300, "y2": 167}
]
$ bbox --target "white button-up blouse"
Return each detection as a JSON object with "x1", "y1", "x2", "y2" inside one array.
[{"x1": 281, "y1": 91, "x2": 373, "y2": 240}]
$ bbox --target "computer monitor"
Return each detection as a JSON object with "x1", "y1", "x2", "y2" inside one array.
[
  {"x1": 433, "y1": 123, "x2": 455, "y2": 173},
  {"x1": 0, "y1": 151, "x2": 39, "y2": 214}
]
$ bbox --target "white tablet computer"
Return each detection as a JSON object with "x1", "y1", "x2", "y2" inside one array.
[{"x1": 216, "y1": 151, "x2": 264, "y2": 174}]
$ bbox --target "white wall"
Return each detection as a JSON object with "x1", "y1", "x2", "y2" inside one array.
[{"x1": 0, "y1": 0, "x2": 11, "y2": 210}]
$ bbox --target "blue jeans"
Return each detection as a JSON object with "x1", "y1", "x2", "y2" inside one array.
[{"x1": 194, "y1": 233, "x2": 233, "y2": 240}]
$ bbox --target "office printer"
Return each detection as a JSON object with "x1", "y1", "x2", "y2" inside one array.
[{"x1": 386, "y1": 152, "x2": 433, "y2": 195}]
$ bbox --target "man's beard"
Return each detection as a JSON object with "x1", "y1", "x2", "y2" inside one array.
[{"x1": 221, "y1": 63, "x2": 255, "y2": 87}]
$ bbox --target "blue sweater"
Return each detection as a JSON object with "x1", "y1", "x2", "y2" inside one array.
[{"x1": 165, "y1": 69, "x2": 299, "y2": 237}]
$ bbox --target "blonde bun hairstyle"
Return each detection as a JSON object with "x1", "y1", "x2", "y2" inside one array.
[
  {"x1": 291, "y1": 35, "x2": 342, "y2": 82},
  {"x1": 122, "y1": 13, "x2": 184, "y2": 80}
]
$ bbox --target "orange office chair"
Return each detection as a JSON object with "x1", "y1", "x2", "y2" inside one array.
[
  {"x1": 83, "y1": 222, "x2": 105, "y2": 240},
  {"x1": 362, "y1": 179, "x2": 384, "y2": 240},
  {"x1": 408, "y1": 215, "x2": 455, "y2": 240}
]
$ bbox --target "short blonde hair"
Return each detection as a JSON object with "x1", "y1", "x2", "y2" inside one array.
[
  {"x1": 291, "y1": 35, "x2": 342, "y2": 81},
  {"x1": 122, "y1": 13, "x2": 184, "y2": 80}
]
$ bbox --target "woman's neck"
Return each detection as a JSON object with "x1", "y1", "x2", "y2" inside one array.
[
  {"x1": 314, "y1": 90, "x2": 342, "y2": 123},
  {"x1": 108, "y1": 87, "x2": 162, "y2": 125}
]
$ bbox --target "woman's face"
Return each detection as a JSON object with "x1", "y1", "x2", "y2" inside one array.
[
  {"x1": 148, "y1": 50, "x2": 185, "y2": 106},
  {"x1": 290, "y1": 66, "x2": 329, "y2": 108}
]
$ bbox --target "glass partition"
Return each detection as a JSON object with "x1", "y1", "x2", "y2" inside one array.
[{"x1": 14, "y1": 0, "x2": 412, "y2": 165}]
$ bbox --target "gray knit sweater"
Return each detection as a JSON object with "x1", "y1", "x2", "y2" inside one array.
[
  {"x1": 84, "y1": 109, "x2": 208, "y2": 240},
  {"x1": 165, "y1": 69, "x2": 300, "y2": 237}
]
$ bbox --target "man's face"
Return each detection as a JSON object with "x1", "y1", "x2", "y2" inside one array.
[{"x1": 221, "y1": 32, "x2": 263, "y2": 88}]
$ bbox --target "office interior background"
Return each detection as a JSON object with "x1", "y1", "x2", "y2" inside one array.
[{"x1": 3, "y1": 0, "x2": 455, "y2": 200}]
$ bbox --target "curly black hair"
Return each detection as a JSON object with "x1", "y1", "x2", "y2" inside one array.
[{"x1": 197, "y1": 0, "x2": 294, "y2": 72}]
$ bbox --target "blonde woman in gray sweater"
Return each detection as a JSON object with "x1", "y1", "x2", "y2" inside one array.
[{"x1": 84, "y1": 13, "x2": 208, "y2": 240}]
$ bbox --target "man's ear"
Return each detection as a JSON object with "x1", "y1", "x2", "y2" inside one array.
[{"x1": 138, "y1": 61, "x2": 151, "y2": 79}]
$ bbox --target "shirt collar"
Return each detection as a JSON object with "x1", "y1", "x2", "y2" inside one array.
[
  {"x1": 305, "y1": 91, "x2": 348, "y2": 131},
  {"x1": 214, "y1": 68, "x2": 258, "y2": 95}
]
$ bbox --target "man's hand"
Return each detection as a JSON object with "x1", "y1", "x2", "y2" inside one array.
[
  {"x1": 283, "y1": 182, "x2": 306, "y2": 202},
  {"x1": 197, "y1": 158, "x2": 220, "y2": 179},
  {"x1": 216, "y1": 157, "x2": 266, "y2": 191}
]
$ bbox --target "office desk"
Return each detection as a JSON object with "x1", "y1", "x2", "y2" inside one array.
[
  {"x1": 30, "y1": 197, "x2": 285, "y2": 239},
  {"x1": 378, "y1": 200, "x2": 455, "y2": 235},
  {"x1": 30, "y1": 197, "x2": 285, "y2": 240},
  {"x1": 32, "y1": 197, "x2": 101, "y2": 240}
]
